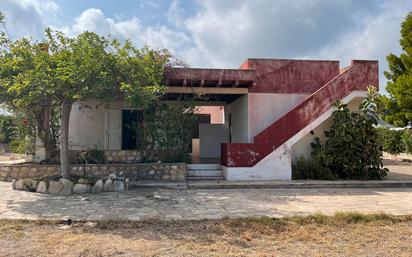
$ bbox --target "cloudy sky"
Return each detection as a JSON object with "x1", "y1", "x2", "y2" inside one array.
[{"x1": 0, "y1": 0, "x2": 411, "y2": 90}]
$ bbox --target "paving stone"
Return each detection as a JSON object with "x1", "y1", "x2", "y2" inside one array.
[{"x1": 0, "y1": 181, "x2": 412, "y2": 221}]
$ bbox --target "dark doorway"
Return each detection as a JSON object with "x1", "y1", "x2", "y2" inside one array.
[{"x1": 122, "y1": 110, "x2": 141, "y2": 150}]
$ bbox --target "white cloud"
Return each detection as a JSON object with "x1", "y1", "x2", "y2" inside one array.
[
  {"x1": 1, "y1": 0, "x2": 411, "y2": 90},
  {"x1": 59, "y1": 8, "x2": 191, "y2": 56},
  {"x1": 0, "y1": 0, "x2": 59, "y2": 38}
]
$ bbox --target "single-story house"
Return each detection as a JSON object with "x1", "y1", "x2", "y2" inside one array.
[{"x1": 36, "y1": 58, "x2": 378, "y2": 181}]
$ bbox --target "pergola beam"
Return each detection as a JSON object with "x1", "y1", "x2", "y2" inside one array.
[{"x1": 166, "y1": 86, "x2": 248, "y2": 95}]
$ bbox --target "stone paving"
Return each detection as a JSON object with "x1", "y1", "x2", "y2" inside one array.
[{"x1": 0, "y1": 181, "x2": 411, "y2": 221}]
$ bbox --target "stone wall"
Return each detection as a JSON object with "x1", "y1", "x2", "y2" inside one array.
[
  {"x1": 105, "y1": 150, "x2": 142, "y2": 163},
  {"x1": 0, "y1": 163, "x2": 186, "y2": 182}
]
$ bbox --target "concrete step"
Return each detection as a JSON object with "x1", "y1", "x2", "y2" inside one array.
[
  {"x1": 187, "y1": 169, "x2": 223, "y2": 177},
  {"x1": 187, "y1": 176, "x2": 225, "y2": 181},
  {"x1": 187, "y1": 164, "x2": 221, "y2": 171},
  {"x1": 187, "y1": 179, "x2": 412, "y2": 189}
]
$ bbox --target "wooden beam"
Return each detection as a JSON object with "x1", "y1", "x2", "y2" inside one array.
[{"x1": 166, "y1": 86, "x2": 248, "y2": 95}]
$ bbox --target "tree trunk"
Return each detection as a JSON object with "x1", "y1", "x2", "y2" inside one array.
[
  {"x1": 60, "y1": 101, "x2": 72, "y2": 178},
  {"x1": 36, "y1": 105, "x2": 57, "y2": 161}
]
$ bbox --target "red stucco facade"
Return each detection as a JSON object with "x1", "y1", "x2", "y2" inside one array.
[{"x1": 165, "y1": 59, "x2": 379, "y2": 168}]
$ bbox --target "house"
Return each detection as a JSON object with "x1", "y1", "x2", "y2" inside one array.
[{"x1": 37, "y1": 58, "x2": 378, "y2": 181}]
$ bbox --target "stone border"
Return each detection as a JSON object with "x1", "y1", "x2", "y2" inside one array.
[
  {"x1": 0, "y1": 163, "x2": 186, "y2": 182},
  {"x1": 12, "y1": 173, "x2": 128, "y2": 195}
]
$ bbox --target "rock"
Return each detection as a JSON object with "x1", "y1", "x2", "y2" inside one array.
[
  {"x1": 25, "y1": 179, "x2": 38, "y2": 191},
  {"x1": 78, "y1": 178, "x2": 89, "y2": 184},
  {"x1": 103, "y1": 178, "x2": 114, "y2": 192},
  {"x1": 48, "y1": 181, "x2": 63, "y2": 194},
  {"x1": 108, "y1": 173, "x2": 116, "y2": 180},
  {"x1": 84, "y1": 221, "x2": 97, "y2": 228},
  {"x1": 59, "y1": 178, "x2": 74, "y2": 195},
  {"x1": 11, "y1": 179, "x2": 16, "y2": 190},
  {"x1": 92, "y1": 179, "x2": 103, "y2": 193},
  {"x1": 125, "y1": 178, "x2": 129, "y2": 190},
  {"x1": 113, "y1": 181, "x2": 124, "y2": 192},
  {"x1": 36, "y1": 181, "x2": 48, "y2": 194},
  {"x1": 73, "y1": 183, "x2": 90, "y2": 194},
  {"x1": 14, "y1": 179, "x2": 25, "y2": 190}
]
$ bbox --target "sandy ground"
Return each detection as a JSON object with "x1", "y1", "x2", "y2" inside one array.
[
  {"x1": 0, "y1": 215, "x2": 411, "y2": 257},
  {"x1": 384, "y1": 158, "x2": 412, "y2": 180}
]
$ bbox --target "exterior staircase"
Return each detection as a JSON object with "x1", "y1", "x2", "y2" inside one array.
[
  {"x1": 221, "y1": 60, "x2": 379, "y2": 168},
  {"x1": 187, "y1": 164, "x2": 224, "y2": 181}
]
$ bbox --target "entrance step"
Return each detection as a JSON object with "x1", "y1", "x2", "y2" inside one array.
[
  {"x1": 187, "y1": 164, "x2": 221, "y2": 170},
  {"x1": 187, "y1": 176, "x2": 225, "y2": 181},
  {"x1": 187, "y1": 164, "x2": 224, "y2": 181},
  {"x1": 187, "y1": 169, "x2": 223, "y2": 177}
]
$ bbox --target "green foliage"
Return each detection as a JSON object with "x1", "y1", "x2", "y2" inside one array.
[
  {"x1": 292, "y1": 156, "x2": 329, "y2": 180},
  {"x1": 294, "y1": 87, "x2": 388, "y2": 180},
  {"x1": 141, "y1": 101, "x2": 197, "y2": 163},
  {"x1": 0, "y1": 114, "x2": 15, "y2": 143},
  {"x1": 380, "y1": 12, "x2": 412, "y2": 126},
  {"x1": 402, "y1": 129, "x2": 412, "y2": 153},
  {"x1": 376, "y1": 127, "x2": 406, "y2": 154},
  {"x1": 77, "y1": 149, "x2": 106, "y2": 164}
]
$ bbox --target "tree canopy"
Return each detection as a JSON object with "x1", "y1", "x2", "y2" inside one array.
[
  {"x1": 380, "y1": 11, "x2": 412, "y2": 127},
  {"x1": 0, "y1": 12, "x2": 174, "y2": 177}
]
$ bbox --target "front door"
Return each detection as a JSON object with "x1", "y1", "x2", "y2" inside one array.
[{"x1": 105, "y1": 109, "x2": 121, "y2": 150}]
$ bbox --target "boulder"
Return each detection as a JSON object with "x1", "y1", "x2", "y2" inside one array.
[
  {"x1": 48, "y1": 181, "x2": 63, "y2": 194},
  {"x1": 113, "y1": 181, "x2": 124, "y2": 192},
  {"x1": 36, "y1": 181, "x2": 48, "y2": 194},
  {"x1": 92, "y1": 179, "x2": 103, "y2": 193},
  {"x1": 73, "y1": 183, "x2": 90, "y2": 194},
  {"x1": 14, "y1": 179, "x2": 25, "y2": 190},
  {"x1": 78, "y1": 178, "x2": 89, "y2": 184},
  {"x1": 59, "y1": 178, "x2": 74, "y2": 196},
  {"x1": 103, "y1": 178, "x2": 114, "y2": 192},
  {"x1": 26, "y1": 179, "x2": 38, "y2": 191},
  {"x1": 108, "y1": 173, "x2": 116, "y2": 180}
]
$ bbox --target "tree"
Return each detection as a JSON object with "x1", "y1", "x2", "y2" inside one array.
[
  {"x1": 0, "y1": 22, "x2": 174, "y2": 177},
  {"x1": 380, "y1": 11, "x2": 412, "y2": 127}
]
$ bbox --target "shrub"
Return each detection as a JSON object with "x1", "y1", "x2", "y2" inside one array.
[
  {"x1": 292, "y1": 156, "x2": 334, "y2": 180},
  {"x1": 402, "y1": 129, "x2": 412, "y2": 153},
  {"x1": 0, "y1": 114, "x2": 15, "y2": 144},
  {"x1": 376, "y1": 127, "x2": 405, "y2": 154},
  {"x1": 293, "y1": 87, "x2": 388, "y2": 180}
]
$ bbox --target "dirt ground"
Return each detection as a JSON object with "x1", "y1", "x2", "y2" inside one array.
[{"x1": 0, "y1": 214, "x2": 411, "y2": 257}]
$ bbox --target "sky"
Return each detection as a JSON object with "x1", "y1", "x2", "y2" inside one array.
[{"x1": 0, "y1": 0, "x2": 411, "y2": 92}]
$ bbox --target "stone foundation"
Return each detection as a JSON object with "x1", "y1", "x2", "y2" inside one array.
[
  {"x1": 105, "y1": 150, "x2": 142, "y2": 163},
  {"x1": 0, "y1": 163, "x2": 186, "y2": 182}
]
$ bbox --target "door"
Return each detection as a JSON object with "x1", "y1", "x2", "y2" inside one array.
[
  {"x1": 122, "y1": 110, "x2": 138, "y2": 150},
  {"x1": 105, "y1": 109, "x2": 121, "y2": 150}
]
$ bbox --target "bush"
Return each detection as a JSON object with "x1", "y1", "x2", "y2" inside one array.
[
  {"x1": 0, "y1": 114, "x2": 15, "y2": 144},
  {"x1": 292, "y1": 156, "x2": 334, "y2": 180},
  {"x1": 293, "y1": 87, "x2": 388, "y2": 180},
  {"x1": 402, "y1": 129, "x2": 412, "y2": 153},
  {"x1": 376, "y1": 127, "x2": 405, "y2": 154}
]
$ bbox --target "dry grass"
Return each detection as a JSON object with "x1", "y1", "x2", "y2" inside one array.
[{"x1": 0, "y1": 213, "x2": 411, "y2": 257}]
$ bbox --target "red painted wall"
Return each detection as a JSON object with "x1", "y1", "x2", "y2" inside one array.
[
  {"x1": 221, "y1": 60, "x2": 379, "y2": 167},
  {"x1": 243, "y1": 59, "x2": 340, "y2": 94}
]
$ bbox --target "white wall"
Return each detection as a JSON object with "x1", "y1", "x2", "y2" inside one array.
[
  {"x1": 69, "y1": 100, "x2": 106, "y2": 150},
  {"x1": 68, "y1": 99, "x2": 126, "y2": 150},
  {"x1": 290, "y1": 96, "x2": 365, "y2": 161},
  {"x1": 225, "y1": 95, "x2": 249, "y2": 143},
  {"x1": 248, "y1": 93, "x2": 309, "y2": 142},
  {"x1": 199, "y1": 124, "x2": 229, "y2": 158}
]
